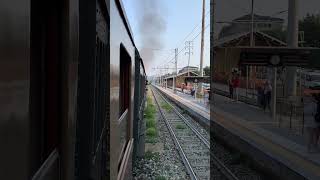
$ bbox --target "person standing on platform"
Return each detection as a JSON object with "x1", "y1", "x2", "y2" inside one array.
[
  {"x1": 306, "y1": 93, "x2": 320, "y2": 152},
  {"x1": 232, "y1": 73, "x2": 240, "y2": 102},
  {"x1": 263, "y1": 80, "x2": 272, "y2": 112},
  {"x1": 257, "y1": 85, "x2": 264, "y2": 108},
  {"x1": 191, "y1": 86, "x2": 195, "y2": 97},
  {"x1": 228, "y1": 73, "x2": 234, "y2": 100},
  {"x1": 207, "y1": 89, "x2": 211, "y2": 107}
]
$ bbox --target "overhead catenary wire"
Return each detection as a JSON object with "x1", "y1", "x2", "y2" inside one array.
[
  {"x1": 155, "y1": 11, "x2": 210, "y2": 68},
  {"x1": 160, "y1": 23, "x2": 210, "y2": 70}
]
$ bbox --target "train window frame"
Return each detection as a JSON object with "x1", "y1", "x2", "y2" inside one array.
[
  {"x1": 119, "y1": 44, "x2": 131, "y2": 118},
  {"x1": 117, "y1": 43, "x2": 132, "y2": 170},
  {"x1": 30, "y1": 0, "x2": 62, "y2": 177}
]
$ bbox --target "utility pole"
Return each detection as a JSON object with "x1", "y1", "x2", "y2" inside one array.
[
  {"x1": 286, "y1": 0, "x2": 299, "y2": 97},
  {"x1": 248, "y1": 0, "x2": 254, "y2": 98},
  {"x1": 250, "y1": 0, "x2": 254, "y2": 47},
  {"x1": 210, "y1": 0, "x2": 214, "y2": 105},
  {"x1": 173, "y1": 48, "x2": 178, "y2": 93},
  {"x1": 199, "y1": 0, "x2": 206, "y2": 94},
  {"x1": 185, "y1": 41, "x2": 193, "y2": 76}
]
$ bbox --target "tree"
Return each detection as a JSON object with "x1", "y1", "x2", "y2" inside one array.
[
  {"x1": 299, "y1": 14, "x2": 320, "y2": 68},
  {"x1": 299, "y1": 13, "x2": 320, "y2": 47},
  {"x1": 262, "y1": 13, "x2": 320, "y2": 47},
  {"x1": 203, "y1": 66, "x2": 210, "y2": 76}
]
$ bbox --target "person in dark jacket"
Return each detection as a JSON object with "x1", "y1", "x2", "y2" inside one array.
[
  {"x1": 306, "y1": 93, "x2": 320, "y2": 152},
  {"x1": 257, "y1": 86, "x2": 264, "y2": 108},
  {"x1": 263, "y1": 80, "x2": 272, "y2": 112},
  {"x1": 228, "y1": 74, "x2": 233, "y2": 100}
]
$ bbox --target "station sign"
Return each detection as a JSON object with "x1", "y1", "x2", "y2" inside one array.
[{"x1": 238, "y1": 47, "x2": 318, "y2": 67}]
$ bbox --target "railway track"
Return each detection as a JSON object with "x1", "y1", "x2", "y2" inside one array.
[{"x1": 151, "y1": 86, "x2": 239, "y2": 180}]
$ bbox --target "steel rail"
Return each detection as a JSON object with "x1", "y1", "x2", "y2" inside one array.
[
  {"x1": 151, "y1": 88, "x2": 198, "y2": 180},
  {"x1": 153, "y1": 85, "x2": 240, "y2": 180}
]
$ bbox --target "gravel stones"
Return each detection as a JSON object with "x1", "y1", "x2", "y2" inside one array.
[{"x1": 133, "y1": 95, "x2": 189, "y2": 180}]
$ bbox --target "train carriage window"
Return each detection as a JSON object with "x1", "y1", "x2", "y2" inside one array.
[
  {"x1": 119, "y1": 46, "x2": 131, "y2": 117},
  {"x1": 118, "y1": 44, "x2": 131, "y2": 169},
  {"x1": 30, "y1": 0, "x2": 61, "y2": 178}
]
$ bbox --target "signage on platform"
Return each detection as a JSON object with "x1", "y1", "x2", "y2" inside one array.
[
  {"x1": 239, "y1": 47, "x2": 317, "y2": 67},
  {"x1": 185, "y1": 76, "x2": 210, "y2": 83}
]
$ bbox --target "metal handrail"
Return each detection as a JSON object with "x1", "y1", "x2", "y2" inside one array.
[{"x1": 31, "y1": 148, "x2": 60, "y2": 180}]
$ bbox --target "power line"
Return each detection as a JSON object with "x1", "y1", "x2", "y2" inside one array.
[
  {"x1": 154, "y1": 11, "x2": 210, "y2": 69},
  {"x1": 154, "y1": 9, "x2": 211, "y2": 71},
  {"x1": 175, "y1": 10, "x2": 210, "y2": 48},
  {"x1": 162, "y1": 23, "x2": 210, "y2": 68},
  {"x1": 167, "y1": 23, "x2": 210, "y2": 65}
]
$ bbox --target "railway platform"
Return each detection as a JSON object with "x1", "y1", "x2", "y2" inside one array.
[{"x1": 155, "y1": 85, "x2": 320, "y2": 180}]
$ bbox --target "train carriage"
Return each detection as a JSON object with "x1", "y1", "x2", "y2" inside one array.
[{"x1": 0, "y1": 0, "x2": 146, "y2": 179}]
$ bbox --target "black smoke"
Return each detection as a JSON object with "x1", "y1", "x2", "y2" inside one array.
[{"x1": 136, "y1": 0, "x2": 167, "y2": 72}]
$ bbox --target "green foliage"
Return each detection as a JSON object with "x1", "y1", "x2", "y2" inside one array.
[
  {"x1": 155, "y1": 176, "x2": 167, "y2": 180},
  {"x1": 146, "y1": 137, "x2": 157, "y2": 144},
  {"x1": 161, "y1": 102, "x2": 172, "y2": 112},
  {"x1": 145, "y1": 99, "x2": 156, "y2": 120},
  {"x1": 145, "y1": 93, "x2": 158, "y2": 143},
  {"x1": 146, "y1": 119, "x2": 156, "y2": 128},
  {"x1": 145, "y1": 151, "x2": 160, "y2": 161},
  {"x1": 176, "y1": 124, "x2": 186, "y2": 129},
  {"x1": 299, "y1": 13, "x2": 320, "y2": 47},
  {"x1": 144, "y1": 151, "x2": 154, "y2": 160},
  {"x1": 203, "y1": 66, "x2": 210, "y2": 76},
  {"x1": 146, "y1": 127, "x2": 156, "y2": 137}
]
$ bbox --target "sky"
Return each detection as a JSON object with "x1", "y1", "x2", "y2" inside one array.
[
  {"x1": 122, "y1": 0, "x2": 210, "y2": 76},
  {"x1": 122, "y1": 0, "x2": 320, "y2": 76}
]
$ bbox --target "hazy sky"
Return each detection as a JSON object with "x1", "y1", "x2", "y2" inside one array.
[
  {"x1": 123, "y1": 0, "x2": 210, "y2": 76},
  {"x1": 122, "y1": 0, "x2": 320, "y2": 76}
]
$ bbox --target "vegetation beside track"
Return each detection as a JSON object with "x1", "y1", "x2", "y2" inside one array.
[
  {"x1": 145, "y1": 89, "x2": 158, "y2": 144},
  {"x1": 161, "y1": 101, "x2": 172, "y2": 112}
]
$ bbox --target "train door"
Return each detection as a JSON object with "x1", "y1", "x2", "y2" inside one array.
[{"x1": 30, "y1": 0, "x2": 62, "y2": 179}]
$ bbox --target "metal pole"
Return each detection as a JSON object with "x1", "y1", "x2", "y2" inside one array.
[
  {"x1": 185, "y1": 41, "x2": 193, "y2": 76},
  {"x1": 286, "y1": 0, "x2": 299, "y2": 97},
  {"x1": 250, "y1": 0, "x2": 254, "y2": 47},
  {"x1": 174, "y1": 48, "x2": 178, "y2": 93},
  {"x1": 250, "y1": 0, "x2": 255, "y2": 100},
  {"x1": 299, "y1": 67, "x2": 302, "y2": 96},
  {"x1": 246, "y1": 66, "x2": 249, "y2": 97},
  {"x1": 198, "y1": 0, "x2": 206, "y2": 94},
  {"x1": 272, "y1": 67, "x2": 277, "y2": 120}
]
